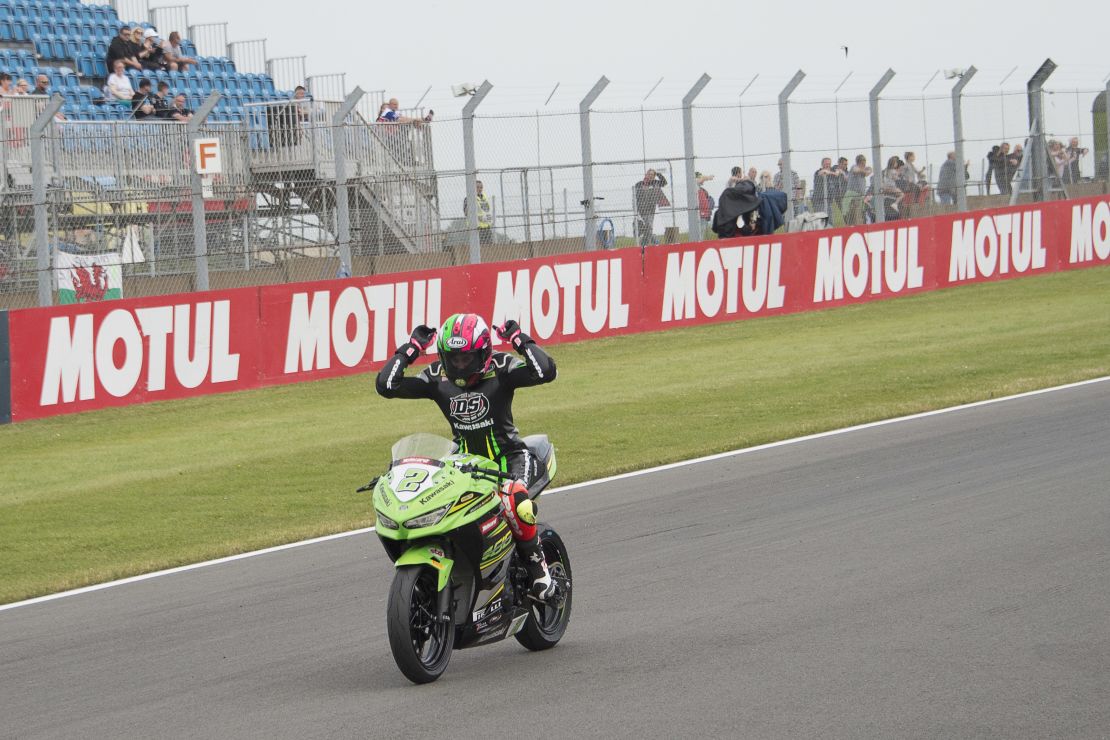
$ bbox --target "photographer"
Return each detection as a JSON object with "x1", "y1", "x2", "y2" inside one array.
[
  {"x1": 1065, "y1": 137, "x2": 1088, "y2": 184},
  {"x1": 632, "y1": 169, "x2": 668, "y2": 246}
]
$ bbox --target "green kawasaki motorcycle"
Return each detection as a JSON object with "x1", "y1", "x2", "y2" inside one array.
[{"x1": 361, "y1": 433, "x2": 572, "y2": 684}]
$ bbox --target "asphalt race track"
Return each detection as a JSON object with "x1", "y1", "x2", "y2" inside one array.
[{"x1": 3, "y1": 381, "x2": 1109, "y2": 739}]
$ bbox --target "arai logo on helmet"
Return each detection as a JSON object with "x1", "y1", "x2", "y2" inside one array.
[{"x1": 445, "y1": 336, "x2": 468, "y2": 350}]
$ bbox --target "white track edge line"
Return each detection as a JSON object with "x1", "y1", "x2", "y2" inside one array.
[{"x1": 3, "y1": 375, "x2": 1106, "y2": 613}]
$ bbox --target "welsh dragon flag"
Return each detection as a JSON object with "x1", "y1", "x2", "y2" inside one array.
[{"x1": 54, "y1": 251, "x2": 123, "y2": 304}]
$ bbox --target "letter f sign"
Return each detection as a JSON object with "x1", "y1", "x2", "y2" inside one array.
[{"x1": 193, "y1": 137, "x2": 222, "y2": 174}]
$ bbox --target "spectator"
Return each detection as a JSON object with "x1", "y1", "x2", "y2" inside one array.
[
  {"x1": 746, "y1": 166, "x2": 758, "y2": 183},
  {"x1": 984, "y1": 144, "x2": 1001, "y2": 194},
  {"x1": 107, "y1": 25, "x2": 141, "y2": 71},
  {"x1": 462, "y1": 179, "x2": 494, "y2": 245},
  {"x1": 997, "y1": 142, "x2": 1015, "y2": 194},
  {"x1": 377, "y1": 97, "x2": 428, "y2": 125},
  {"x1": 138, "y1": 29, "x2": 169, "y2": 71},
  {"x1": 131, "y1": 79, "x2": 156, "y2": 119},
  {"x1": 812, "y1": 157, "x2": 844, "y2": 214},
  {"x1": 841, "y1": 154, "x2": 871, "y2": 225},
  {"x1": 14, "y1": 78, "x2": 29, "y2": 95},
  {"x1": 1048, "y1": 139, "x2": 1070, "y2": 181},
  {"x1": 880, "y1": 156, "x2": 906, "y2": 216},
  {"x1": 712, "y1": 179, "x2": 787, "y2": 238},
  {"x1": 0, "y1": 73, "x2": 12, "y2": 96},
  {"x1": 757, "y1": 170, "x2": 772, "y2": 193},
  {"x1": 696, "y1": 172, "x2": 715, "y2": 236},
  {"x1": 937, "y1": 151, "x2": 960, "y2": 205},
  {"x1": 632, "y1": 168, "x2": 668, "y2": 246},
  {"x1": 1065, "y1": 137, "x2": 1088, "y2": 184},
  {"x1": 161, "y1": 32, "x2": 198, "y2": 73},
  {"x1": 828, "y1": 157, "x2": 849, "y2": 215},
  {"x1": 106, "y1": 60, "x2": 134, "y2": 101},
  {"x1": 171, "y1": 93, "x2": 194, "y2": 121},
  {"x1": 901, "y1": 151, "x2": 931, "y2": 204},
  {"x1": 31, "y1": 75, "x2": 65, "y2": 120},
  {"x1": 1009, "y1": 143, "x2": 1023, "y2": 184},
  {"x1": 772, "y1": 159, "x2": 801, "y2": 200},
  {"x1": 151, "y1": 81, "x2": 176, "y2": 119},
  {"x1": 727, "y1": 166, "x2": 744, "y2": 187}
]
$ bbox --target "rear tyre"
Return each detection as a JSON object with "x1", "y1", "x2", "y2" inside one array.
[
  {"x1": 387, "y1": 566, "x2": 453, "y2": 684},
  {"x1": 516, "y1": 525, "x2": 572, "y2": 651}
]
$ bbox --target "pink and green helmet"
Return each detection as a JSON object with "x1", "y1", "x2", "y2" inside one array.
[{"x1": 437, "y1": 313, "x2": 493, "y2": 386}]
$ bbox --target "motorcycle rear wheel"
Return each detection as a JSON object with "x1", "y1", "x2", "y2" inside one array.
[
  {"x1": 516, "y1": 525, "x2": 573, "y2": 651},
  {"x1": 387, "y1": 565, "x2": 453, "y2": 684}
]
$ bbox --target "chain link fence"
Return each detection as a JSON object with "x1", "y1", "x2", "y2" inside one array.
[{"x1": 2, "y1": 62, "x2": 1108, "y2": 310}]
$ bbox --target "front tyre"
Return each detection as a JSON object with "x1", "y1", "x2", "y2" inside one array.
[
  {"x1": 516, "y1": 525, "x2": 572, "y2": 651},
  {"x1": 387, "y1": 566, "x2": 453, "y2": 683}
]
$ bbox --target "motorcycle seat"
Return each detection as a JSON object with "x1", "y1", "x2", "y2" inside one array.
[{"x1": 521, "y1": 434, "x2": 555, "y2": 500}]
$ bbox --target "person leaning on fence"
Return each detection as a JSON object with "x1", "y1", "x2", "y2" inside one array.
[
  {"x1": 841, "y1": 154, "x2": 871, "y2": 225},
  {"x1": 632, "y1": 169, "x2": 668, "y2": 246},
  {"x1": 697, "y1": 172, "x2": 715, "y2": 238},
  {"x1": 712, "y1": 179, "x2": 787, "y2": 238},
  {"x1": 463, "y1": 180, "x2": 495, "y2": 246},
  {"x1": 936, "y1": 151, "x2": 959, "y2": 206},
  {"x1": 131, "y1": 78, "x2": 157, "y2": 120},
  {"x1": 171, "y1": 94, "x2": 194, "y2": 122}
]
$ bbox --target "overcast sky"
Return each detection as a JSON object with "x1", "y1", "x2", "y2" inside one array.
[{"x1": 176, "y1": 0, "x2": 1108, "y2": 112}]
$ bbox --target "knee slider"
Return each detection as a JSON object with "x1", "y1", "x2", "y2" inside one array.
[{"x1": 516, "y1": 499, "x2": 537, "y2": 526}]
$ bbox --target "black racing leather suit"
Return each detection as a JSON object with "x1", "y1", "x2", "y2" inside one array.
[{"x1": 375, "y1": 341, "x2": 557, "y2": 488}]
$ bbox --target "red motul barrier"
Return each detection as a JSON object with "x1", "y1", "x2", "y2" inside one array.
[{"x1": 4, "y1": 196, "x2": 1108, "y2": 423}]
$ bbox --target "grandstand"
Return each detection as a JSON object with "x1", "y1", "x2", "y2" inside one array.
[
  {"x1": 0, "y1": 0, "x2": 443, "y2": 308},
  {"x1": 0, "y1": 0, "x2": 293, "y2": 120}
]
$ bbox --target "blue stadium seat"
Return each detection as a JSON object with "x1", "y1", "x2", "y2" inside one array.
[{"x1": 0, "y1": 20, "x2": 11, "y2": 40}]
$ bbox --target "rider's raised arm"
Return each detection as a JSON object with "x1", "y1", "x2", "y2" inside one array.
[
  {"x1": 375, "y1": 326, "x2": 438, "y2": 399},
  {"x1": 497, "y1": 320, "x2": 557, "y2": 388}
]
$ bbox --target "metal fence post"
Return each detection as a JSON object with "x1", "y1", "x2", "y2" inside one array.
[
  {"x1": 1026, "y1": 59, "x2": 1057, "y2": 201},
  {"x1": 463, "y1": 80, "x2": 493, "y2": 264},
  {"x1": 187, "y1": 92, "x2": 221, "y2": 292},
  {"x1": 951, "y1": 66, "x2": 977, "y2": 212},
  {"x1": 683, "y1": 73, "x2": 711, "y2": 241},
  {"x1": 869, "y1": 69, "x2": 896, "y2": 223},
  {"x1": 1105, "y1": 76, "x2": 1110, "y2": 181},
  {"x1": 579, "y1": 76, "x2": 609, "y2": 251},
  {"x1": 31, "y1": 94, "x2": 64, "y2": 307},
  {"x1": 333, "y1": 87, "x2": 365, "y2": 277},
  {"x1": 778, "y1": 70, "x2": 806, "y2": 226}
]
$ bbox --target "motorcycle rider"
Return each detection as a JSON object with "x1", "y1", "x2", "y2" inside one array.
[{"x1": 375, "y1": 313, "x2": 558, "y2": 599}]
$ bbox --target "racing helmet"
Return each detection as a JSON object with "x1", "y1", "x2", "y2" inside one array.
[{"x1": 437, "y1": 313, "x2": 493, "y2": 387}]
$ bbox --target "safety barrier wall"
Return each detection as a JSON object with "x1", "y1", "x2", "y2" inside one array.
[{"x1": 2, "y1": 195, "x2": 1108, "y2": 423}]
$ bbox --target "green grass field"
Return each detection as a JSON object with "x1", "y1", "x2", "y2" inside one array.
[{"x1": 2, "y1": 267, "x2": 1108, "y2": 604}]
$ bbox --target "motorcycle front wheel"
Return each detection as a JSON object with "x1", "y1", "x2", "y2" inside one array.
[
  {"x1": 516, "y1": 524, "x2": 573, "y2": 651},
  {"x1": 387, "y1": 565, "x2": 453, "y2": 684}
]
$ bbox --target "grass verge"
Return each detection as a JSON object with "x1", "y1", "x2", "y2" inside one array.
[{"x1": 2, "y1": 267, "x2": 1108, "y2": 604}]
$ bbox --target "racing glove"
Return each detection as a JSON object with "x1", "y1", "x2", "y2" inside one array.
[
  {"x1": 496, "y1": 320, "x2": 533, "y2": 352},
  {"x1": 395, "y1": 325, "x2": 436, "y2": 363}
]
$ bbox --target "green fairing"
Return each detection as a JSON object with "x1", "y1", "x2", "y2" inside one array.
[
  {"x1": 395, "y1": 545, "x2": 455, "y2": 591},
  {"x1": 374, "y1": 450, "x2": 501, "y2": 543}
]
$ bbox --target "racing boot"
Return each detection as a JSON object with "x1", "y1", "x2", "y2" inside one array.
[{"x1": 517, "y1": 535, "x2": 555, "y2": 601}]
